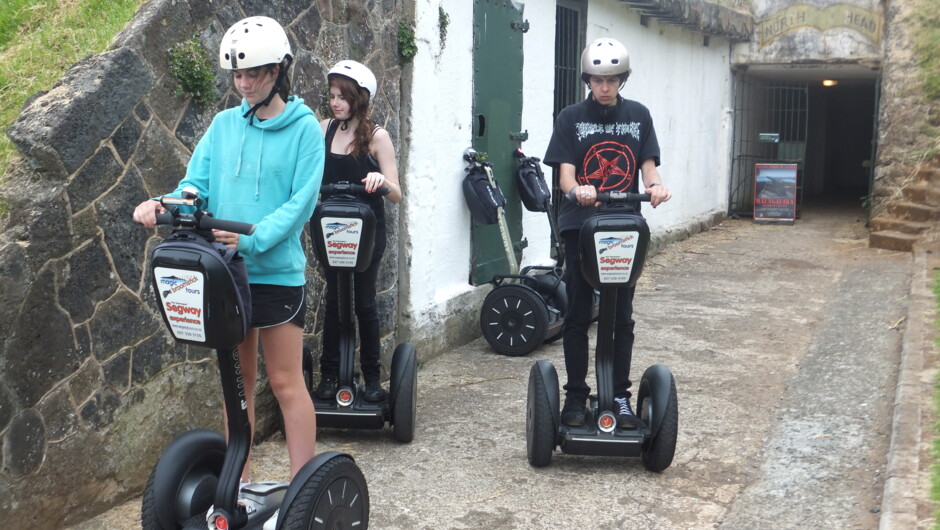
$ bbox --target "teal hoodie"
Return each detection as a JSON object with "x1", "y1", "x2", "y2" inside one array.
[{"x1": 172, "y1": 97, "x2": 324, "y2": 286}]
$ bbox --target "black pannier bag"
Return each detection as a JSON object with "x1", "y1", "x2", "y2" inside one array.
[
  {"x1": 462, "y1": 162, "x2": 506, "y2": 225},
  {"x1": 150, "y1": 230, "x2": 251, "y2": 350},
  {"x1": 516, "y1": 156, "x2": 552, "y2": 213}
]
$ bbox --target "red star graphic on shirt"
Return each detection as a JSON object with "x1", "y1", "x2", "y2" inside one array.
[{"x1": 581, "y1": 141, "x2": 636, "y2": 191}]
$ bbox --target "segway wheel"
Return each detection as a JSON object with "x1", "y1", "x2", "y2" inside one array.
[
  {"x1": 141, "y1": 429, "x2": 226, "y2": 529},
  {"x1": 480, "y1": 284, "x2": 549, "y2": 356},
  {"x1": 526, "y1": 362, "x2": 557, "y2": 467},
  {"x1": 390, "y1": 342, "x2": 418, "y2": 443},
  {"x1": 279, "y1": 454, "x2": 369, "y2": 529},
  {"x1": 525, "y1": 273, "x2": 567, "y2": 343},
  {"x1": 639, "y1": 372, "x2": 679, "y2": 473}
]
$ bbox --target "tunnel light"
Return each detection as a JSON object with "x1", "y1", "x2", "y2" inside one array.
[{"x1": 822, "y1": 79, "x2": 838, "y2": 87}]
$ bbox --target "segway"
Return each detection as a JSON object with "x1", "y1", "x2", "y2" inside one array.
[
  {"x1": 309, "y1": 182, "x2": 417, "y2": 443},
  {"x1": 477, "y1": 150, "x2": 598, "y2": 356},
  {"x1": 526, "y1": 190, "x2": 678, "y2": 471},
  {"x1": 140, "y1": 190, "x2": 369, "y2": 529}
]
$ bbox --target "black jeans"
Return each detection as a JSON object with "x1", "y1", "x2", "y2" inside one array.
[
  {"x1": 320, "y1": 230, "x2": 386, "y2": 383},
  {"x1": 562, "y1": 229, "x2": 636, "y2": 400}
]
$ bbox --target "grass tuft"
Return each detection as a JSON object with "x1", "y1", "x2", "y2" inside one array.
[
  {"x1": 915, "y1": 0, "x2": 940, "y2": 101},
  {"x1": 0, "y1": 0, "x2": 143, "y2": 182},
  {"x1": 933, "y1": 271, "x2": 940, "y2": 526}
]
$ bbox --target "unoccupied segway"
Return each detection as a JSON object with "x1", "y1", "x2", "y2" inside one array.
[
  {"x1": 478, "y1": 150, "x2": 599, "y2": 356},
  {"x1": 478, "y1": 150, "x2": 565, "y2": 357},
  {"x1": 309, "y1": 182, "x2": 417, "y2": 443},
  {"x1": 140, "y1": 191, "x2": 369, "y2": 529},
  {"x1": 526, "y1": 191, "x2": 678, "y2": 471}
]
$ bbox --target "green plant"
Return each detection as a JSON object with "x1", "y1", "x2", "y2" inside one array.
[
  {"x1": 915, "y1": 0, "x2": 940, "y2": 100},
  {"x1": 168, "y1": 37, "x2": 216, "y2": 106},
  {"x1": 438, "y1": 7, "x2": 450, "y2": 49},
  {"x1": 397, "y1": 21, "x2": 418, "y2": 64},
  {"x1": 317, "y1": 85, "x2": 331, "y2": 120},
  {"x1": 932, "y1": 271, "x2": 940, "y2": 527},
  {"x1": 860, "y1": 194, "x2": 872, "y2": 209}
]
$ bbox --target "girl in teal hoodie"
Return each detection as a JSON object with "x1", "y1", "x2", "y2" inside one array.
[{"x1": 133, "y1": 17, "x2": 320, "y2": 527}]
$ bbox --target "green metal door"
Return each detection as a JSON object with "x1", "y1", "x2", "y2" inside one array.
[{"x1": 471, "y1": 0, "x2": 526, "y2": 285}]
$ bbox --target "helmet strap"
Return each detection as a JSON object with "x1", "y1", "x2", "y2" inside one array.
[{"x1": 242, "y1": 56, "x2": 293, "y2": 124}]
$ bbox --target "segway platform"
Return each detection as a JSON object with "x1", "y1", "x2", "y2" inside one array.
[
  {"x1": 310, "y1": 183, "x2": 418, "y2": 443},
  {"x1": 140, "y1": 192, "x2": 370, "y2": 529},
  {"x1": 525, "y1": 192, "x2": 678, "y2": 471}
]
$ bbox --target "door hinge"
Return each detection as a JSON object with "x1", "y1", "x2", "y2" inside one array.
[
  {"x1": 511, "y1": 20, "x2": 530, "y2": 33},
  {"x1": 510, "y1": 130, "x2": 529, "y2": 142}
]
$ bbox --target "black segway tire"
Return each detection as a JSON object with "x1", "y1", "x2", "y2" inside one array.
[
  {"x1": 638, "y1": 368, "x2": 678, "y2": 473},
  {"x1": 525, "y1": 273, "x2": 567, "y2": 343},
  {"x1": 390, "y1": 342, "x2": 418, "y2": 443},
  {"x1": 279, "y1": 454, "x2": 369, "y2": 530},
  {"x1": 480, "y1": 284, "x2": 549, "y2": 356},
  {"x1": 141, "y1": 429, "x2": 226, "y2": 529},
  {"x1": 526, "y1": 361, "x2": 558, "y2": 467}
]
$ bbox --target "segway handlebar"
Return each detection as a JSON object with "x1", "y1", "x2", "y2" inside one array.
[
  {"x1": 320, "y1": 182, "x2": 391, "y2": 197},
  {"x1": 565, "y1": 189, "x2": 651, "y2": 204},
  {"x1": 154, "y1": 194, "x2": 257, "y2": 235}
]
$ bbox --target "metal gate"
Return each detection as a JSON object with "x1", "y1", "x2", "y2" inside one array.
[
  {"x1": 728, "y1": 74, "x2": 809, "y2": 217},
  {"x1": 550, "y1": 0, "x2": 585, "y2": 245}
]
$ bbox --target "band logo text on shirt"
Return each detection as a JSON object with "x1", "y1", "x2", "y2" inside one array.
[{"x1": 575, "y1": 121, "x2": 642, "y2": 142}]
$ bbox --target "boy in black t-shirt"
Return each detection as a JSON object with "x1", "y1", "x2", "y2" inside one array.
[{"x1": 544, "y1": 37, "x2": 673, "y2": 429}]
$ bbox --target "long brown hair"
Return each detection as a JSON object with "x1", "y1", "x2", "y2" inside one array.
[{"x1": 330, "y1": 75, "x2": 375, "y2": 158}]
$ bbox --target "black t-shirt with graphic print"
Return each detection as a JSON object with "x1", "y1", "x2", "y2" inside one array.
[{"x1": 544, "y1": 96, "x2": 660, "y2": 233}]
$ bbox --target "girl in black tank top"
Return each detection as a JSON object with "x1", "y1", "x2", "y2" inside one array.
[{"x1": 314, "y1": 60, "x2": 402, "y2": 403}]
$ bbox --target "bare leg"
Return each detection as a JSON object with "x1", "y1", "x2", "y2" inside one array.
[{"x1": 260, "y1": 322, "x2": 317, "y2": 478}]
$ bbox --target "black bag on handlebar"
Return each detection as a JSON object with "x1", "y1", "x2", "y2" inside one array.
[
  {"x1": 462, "y1": 164, "x2": 506, "y2": 225},
  {"x1": 516, "y1": 156, "x2": 552, "y2": 213},
  {"x1": 150, "y1": 230, "x2": 251, "y2": 350}
]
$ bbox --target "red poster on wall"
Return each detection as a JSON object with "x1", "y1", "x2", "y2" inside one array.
[{"x1": 753, "y1": 163, "x2": 798, "y2": 224}]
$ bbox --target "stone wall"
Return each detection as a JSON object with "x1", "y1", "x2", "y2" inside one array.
[
  {"x1": 0, "y1": 0, "x2": 401, "y2": 527},
  {"x1": 872, "y1": 0, "x2": 937, "y2": 217}
]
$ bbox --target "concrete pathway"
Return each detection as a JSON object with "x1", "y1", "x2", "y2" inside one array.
[{"x1": 74, "y1": 200, "x2": 935, "y2": 529}]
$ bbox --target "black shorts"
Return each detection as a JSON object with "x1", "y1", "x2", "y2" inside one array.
[{"x1": 249, "y1": 284, "x2": 305, "y2": 329}]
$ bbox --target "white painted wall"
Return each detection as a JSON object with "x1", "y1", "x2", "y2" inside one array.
[
  {"x1": 587, "y1": 0, "x2": 734, "y2": 235},
  {"x1": 403, "y1": 0, "x2": 734, "y2": 345}
]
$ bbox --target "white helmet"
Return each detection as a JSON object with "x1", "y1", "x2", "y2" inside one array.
[
  {"x1": 580, "y1": 38, "x2": 631, "y2": 82},
  {"x1": 219, "y1": 16, "x2": 292, "y2": 70},
  {"x1": 328, "y1": 60, "x2": 378, "y2": 103}
]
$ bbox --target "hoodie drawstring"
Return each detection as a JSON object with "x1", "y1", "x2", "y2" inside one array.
[
  {"x1": 235, "y1": 120, "x2": 248, "y2": 178},
  {"x1": 255, "y1": 130, "x2": 263, "y2": 199},
  {"x1": 234, "y1": 119, "x2": 262, "y2": 200}
]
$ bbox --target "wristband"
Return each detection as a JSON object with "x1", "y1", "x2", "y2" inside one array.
[{"x1": 647, "y1": 183, "x2": 660, "y2": 188}]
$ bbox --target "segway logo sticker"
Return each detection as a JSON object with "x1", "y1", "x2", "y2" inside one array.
[
  {"x1": 598, "y1": 234, "x2": 635, "y2": 254},
  {"x1": 324, "y1": 221, "x2": 360, "y2": 238},
  {"x1": 321, "y1": 216, "x2": 363, "y2": 268},
  {"x1": 154, "y1": 267, "x2": 206, "y2": 342},
  {"x1": 594, "y1": 231, "x2": 640, "y2": 284}
]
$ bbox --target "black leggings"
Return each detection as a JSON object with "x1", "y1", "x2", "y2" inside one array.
[
  {"x1": 319, "y1": 232, "x2": 386, "y2": 383},
  {"x1": 561, "y1": 229, "x2": 636, "y2": 399}
]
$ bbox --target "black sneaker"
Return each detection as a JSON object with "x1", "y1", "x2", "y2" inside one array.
[
  {"x1": 314, "y1": 374, "x2": 338, "y2": 400},
  {"x1": 561, "y1": 396, "x2": 587, "y2": 427},
  {"x1": 362, "y1": 380, "x2": 387, "y2": 402},
  {"x1": 614, "y1": 396, "x2": 638, "y2": 429}
]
